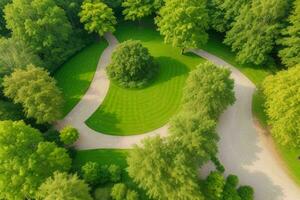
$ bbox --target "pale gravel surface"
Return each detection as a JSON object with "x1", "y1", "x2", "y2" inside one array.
[{"x1": 55, "y1": 34, "x2": 300, "y2": 200}]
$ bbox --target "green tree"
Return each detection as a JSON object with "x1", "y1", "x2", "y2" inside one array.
[
  {"x1": 81, "y1": 161, "x2": 101, "y2": 186},
  {"x1": 3, "y1": 65, "x2": 64, "y2": 124},
  {"x1": 127, "y1": 136, "x2": 204, "y2": 200},
  {"x1": 0, "y1": 0, "x2": 11, "y2": 35},
  {"x1": 4, "y1": 0, "x2": 73, "y2": 68},
  {"x1": 278, "y1": 0, "x2": 300, "y2": 67},
  {"x1": 111, "y1": 183, "x2": 127, "y2": 200},
  {"x1": 108, "y1": 164, "x2": 122, "y2": 183},
  {"x1": 155, "y1": 0, "x2": 209, "y2": 53},
  {"x1": 237, "y1": 186, "x2": 254, "y2": 200},
  {"x1": 224, "y1": 0, "x2": 288, "y2": 64},
  {"x1": 122, "y1": 0, "x2": 163, "y2": 21},
  {"x1": 60, "y1": 126, "x2": 79, "y2": 145},
  {"x1": 0, "y1": 100, "x2": 24, "y2": 121},
  {"x1": 262, "y1": 65, "x2": 300, "y2": 147},
  {"x1": 202, "y1": 171, "x2": 225, "y2": 200},
  {"x1": 0, "y1": 120, "x2": 71, "y2": 200},
  {"x1": 107, "y1": 40, "x2": 158, "y2": 88},
  {"x1": 37, "y1": 172, "x2": 93, "y2": 200},
  {"x1": 126, "y1": 190, "x2": 139, "y2": 200},
  {"x1": 208, "y1": 0, "x2": 249, "y2": 32},
  {"x1": 79, "y1": 0, "x2": 117, "y2": 36},
  {"x1": 222, "y1": 175, "x2": 241, "y2": 200},
  {"x1": 183, "y1": 62, "x2": 235, "y2": 119},
  {"x1": 0, "y1": 37, "x2": 42, "y2": 75}
]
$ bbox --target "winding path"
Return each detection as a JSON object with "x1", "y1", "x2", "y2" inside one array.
[{"x1": 55, "y1": 33, "x2": 300, "y2": 200}]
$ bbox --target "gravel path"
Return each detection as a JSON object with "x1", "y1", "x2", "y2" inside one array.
[{"x1": 55, "y1": 34, "x2": 300, "y2": 200}]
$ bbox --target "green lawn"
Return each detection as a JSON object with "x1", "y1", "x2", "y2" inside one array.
[
  {"x1": 85, "y1": 21, "x2": 203, "y2": 135},
  {"x1": 54, "y1": 41, "x2": 108, "y2": 116}
]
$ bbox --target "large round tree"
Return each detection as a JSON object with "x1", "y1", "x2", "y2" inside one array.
[
  {"x1": 107, "y1": 40, "x2": 158, "y2": 88},
  {"x1": 0, "y1": 120, "x2": 71, "y2": 199}
]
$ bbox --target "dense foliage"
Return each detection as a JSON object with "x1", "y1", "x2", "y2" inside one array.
[
  {"x1": 224, "y1": 0, "x2": 288, "y2": 65},
  {"x1": 79, "y1": 0, "x2": 117, "y2": 36},
  {"x1": 4, "y1": 0, "x2": 84, "y2": 69},
  {"x1": 0, "y1": 121, "x2": 71, "y2": 199},
  {"x1": 262, "y1": 65, "x2": 300, "y2": 148},
  {"x1": 3, "y1": 65, "x2": 64, "y2": 124},
  {"x1": 0, "y1": 0, "x2": 11, "y2": 35},
  {"x1": 60, "y1": 126, "x2": 79, "y2": 145},
  {"x1": 156, "y1": 0, "x2": 209, "y2": 52},
  {"x1": 0, "y1": 100, "x2": 24, "y2": 121},
  {"x1": 0, "y1": 38, "x2": 43, "y2": 75},
  {"x1": 107, "y1": 40, "x2": 158, "y2": 88},
  {"x1": 37, "y1": 172, "x2": 93, "y2": 200},
  {"x1": 127, "y1": 62, "x2": 236, "y2": 200},
  {"x1": 278, "y1": 0, "x2": 300, "y2": 67},
  {"x1": 122, "y1": 0, "x2": 163, "y2": 21}
]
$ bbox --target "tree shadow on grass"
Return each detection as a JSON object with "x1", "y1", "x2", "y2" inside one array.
[{"x1": 86, "y1": 107, "x2": 121, "y2": 134}]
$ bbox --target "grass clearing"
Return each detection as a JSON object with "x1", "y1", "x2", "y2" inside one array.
[
  {"x1": 54, "y1": 41, "x2": 108, "y2": 116},
  {"x1": 85, "y1": 21, "x2": 203, "y2": 135}
]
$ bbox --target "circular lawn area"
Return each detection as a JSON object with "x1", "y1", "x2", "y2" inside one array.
[{"x1": 85, "y1": 21, "x2": 204, "y2": 135}]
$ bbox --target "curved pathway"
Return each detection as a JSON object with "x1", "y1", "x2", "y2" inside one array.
[{"x1": 55, "y1": 33, "x2": 300, "y2": 200}]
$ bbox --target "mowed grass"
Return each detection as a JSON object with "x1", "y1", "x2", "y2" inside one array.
[
  {"x1": 54, "y1": 41, "x2": 108, "y2": 116},
  {"x1": 85, "y1": 21, "x2": 204, "y2": 135}
]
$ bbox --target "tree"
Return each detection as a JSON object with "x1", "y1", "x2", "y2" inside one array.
[
  {"x1": 36, "y1": 172, "x2": 93, "y2": 200},
  {"x1": 3, "y1": 65, "x2": 64, "y2": 124},
  {"x1": 208, "y1": 0, "x2": 249, "y2": 33},
  {"x1": 0, "y1": 0, "x2": 11, "y2": 36},
  {"x1": 127, "y1": 136, "x2": 204, "y2": 200},
  {"x1": 202, "y1": 171, "x2": 225, "y2": 200},
  {"x1": 122, "y1": 0, "x2": 163, "y2": 21},
  {"x1": 108, "y1": 164, "x2": 122, "y2": 183},
  {"x1": 0, "y1": 120, "x2": 71, "y2": 199},
  {"x1": 126, "y1": 190, "x2": 139, "y2": 200},
  {"x1": 224, "y1": 0, "x2": 288, "y2": 65},
  {"x1": 156, "y1": 0, "x2": 209, "y2": 53},
  {"x1": 60, "y1": 126, "x2": 79, "y2": 145},
  {"x1": 262, "y1": 65, "x2": 300, "y2": 147},
  {"x1": 79, "y1": 0, "x2": 117, "y2": 36},
  {"x1": 81, "y1": 161, "x2": 101, "y2": 186},
  {"x1": 0, "y1": 100, "x2": 24, "y2": 121},
  {"x1": 4, "y1": 0, "x2": 73, "y2": 68},
  {"x1": 183, "y1": 62, "x2": 235, "y2": 119},
  {"x1": 222, "y1": 175, "x2": 241, "y2": 200},
  {"x1": 0, "y1": 37, "x2": 42, "y2": 75},
  {"x1": 111, "y1": 183, "x2": 127, "y2": 200},
  {"x1": 107, "y1": 40, "x2": 158, "y2": 88},
  {"x1": 278, "y1": 0, "x2": 300, "y2": 67},
  {"x1": 237, "y1": 186, "x2": 254, "y2": 200}
]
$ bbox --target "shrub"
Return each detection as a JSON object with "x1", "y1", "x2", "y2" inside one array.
[
  {"x1": 111, "y1": 183, "x2": 127, "y2": 200},
  {"x1": 108, "y1": 164, "x2": 122, "y2": 183},
  {"x1": 211, "y1": 155, "x2": 225, "y2": 173},
  {"x1": 202, "y1": 171, "x2": 225, "y2": 200},
  {"x1": 237, "y1": 186, "x2": 254, "y2": 200},
  {"x1": 222, "y1": 175, "x2": 241, "y2": 200},
  {"x1": 126, "y1": 190, "x2": 139, "y2": 200},
  {"x1": 94, "y1": 186, "x2": 112, "y2": 200},
  {"x1": 60, "y1": 126, "x2": 79, "y2": 145},
  {"x1": 107, "y1": 40, "x2": 158, "y2": 88},
  {"x1": 43, "y1": 128, "x2": 63, "y2": 146},
  {"x1": 81, "y1": 162, "x2": 101, "y2": 186}
]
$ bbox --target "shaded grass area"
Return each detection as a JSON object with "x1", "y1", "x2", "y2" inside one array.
[
  {"x1": 86, "y1": 21, "x2": 203, "y2": 135},
  {"x1": 54, "y1": 41, "x2": 108, "y2": 116}
]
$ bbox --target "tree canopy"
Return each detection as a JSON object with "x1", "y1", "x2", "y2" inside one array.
[
  {"x1": 37, "y1": 172, "x2": 93, "y2": 200},
  {"x1": 155, "y1": 0, "x2": 209, "y2": 51},
  {"x1": 122, "y1": 0, "x2": 163, "y2": 21},
  {"x1": 278, "y1": 0, "x2": 300, "y2": 67},
  {"x1": 0, "y1": 0, "x2": 11, "y2": 36},
  {"x1": 224, "y1": 0, "x2": 288, "y2": 65},
  {"x1": 0, "y1": 37, "x2": 42, "y2": 75},
  {"x1": 79, "y1": 0, "x2": 117, "y2": 36},
  {"x1": 262, "y1": 65, "x2": 300, "y2": 148},
  {"x1": 60, "y1": 126, "x2": 79, "y2": 145},
  {"x1": 3, "y1": 65, "x2": 64, "y2": 124},
  {"x1": 4, "y1": 0, "x2": 73, "y2": 68},
  {"x1": 0, "y1": 120, "x2": 71, "y2": 199}
]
